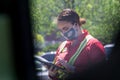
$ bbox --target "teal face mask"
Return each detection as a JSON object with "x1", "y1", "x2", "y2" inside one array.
[{"x1": 61, "y1": 26, "x2": 78, "y2": 40}]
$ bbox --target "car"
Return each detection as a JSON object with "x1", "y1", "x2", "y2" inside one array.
[
  {"x1": 35, "y1": 51, "x2": 56, "y2": 80},
  {"x1": 41, "y1": 51, "x2": 56, "y2": 62},
  {"x1": 104, "y1": 44, "x2": 115, "y2": 60}
]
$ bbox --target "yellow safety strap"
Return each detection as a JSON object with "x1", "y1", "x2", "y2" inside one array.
[
  {"x1": 55, "y1": 35, "x2": 92, "y2": 79},
  {"x1": 68, "y1": 35, "x2": 92, "y2": 65}
]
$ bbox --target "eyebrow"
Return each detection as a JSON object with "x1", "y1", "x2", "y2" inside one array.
[
  {"x1": 57, "y1": 27, "x2": 69, "y2": 32},
  {"x1": 62, "y1": 26, "x2": 69, "y2": 30}
]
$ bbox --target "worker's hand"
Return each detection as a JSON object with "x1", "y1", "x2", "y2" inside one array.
[
  {"x1": 56, "y1": 57, "x2": 75, "y2": 72},
  {"x1": 48, "y1": 65, "x2": 58, "y2": 77}
]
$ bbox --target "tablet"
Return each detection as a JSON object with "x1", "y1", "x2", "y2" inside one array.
[{"x1": 34, "y1": 55, "x2": 67, "y2": 73}]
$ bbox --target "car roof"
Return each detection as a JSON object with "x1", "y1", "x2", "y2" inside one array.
[{"x1": 41, "y1": 51, "x2": 56, "y2": 62}]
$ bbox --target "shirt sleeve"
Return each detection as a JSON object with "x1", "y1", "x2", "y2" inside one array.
[
  {"x1": 73, "y1": 38, "x2": 106, "y2": 73},
  {"x1": 48, "y1": 42, "x2": 66, "y2": 80},
  {"x1": 88, "y1": 41, "x2": 106, "y2": 65}
]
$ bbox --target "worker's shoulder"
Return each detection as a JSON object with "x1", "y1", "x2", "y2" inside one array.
[{"x1": 87, "y1": 36, "x2": 103, "y2": 46}]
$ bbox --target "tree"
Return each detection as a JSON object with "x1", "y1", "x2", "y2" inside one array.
[
  {"x1": 30, "y1": 0, "x2": 120, "y2": 46},
  {"x1": 33, "y1": 33, "x2": 45, "y2": 53}
]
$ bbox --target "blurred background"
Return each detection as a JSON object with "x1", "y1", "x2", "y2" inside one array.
[
  {"x1": 0, "y1": 0, "x2": 120, "y2": 80},
  {"x1": 0, "y1": 14, "x2": 16, "y2": 80},
  {"x1": 29, "y1": 1, "x2": 120, "y2": 79},
  {"x1": 29, "y1": 0, "x2": 120, "y2": 56}
]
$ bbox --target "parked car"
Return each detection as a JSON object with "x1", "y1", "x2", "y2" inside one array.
[
  {"x1": 41, "y1": 51, "x2": 56, "y2": 62},
  {"x1": 104, "y1": 44, "x2": 115, "y2": 60},
  {"x1": 35, "y1": 51, "x2": 56, "y2": 80}
]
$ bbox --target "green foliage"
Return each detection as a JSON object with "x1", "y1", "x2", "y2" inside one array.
[
  {"x1": 85, "y1": 25, "x2": 115, "y2": 45},
  {"x1": 30, "y1": 0, "x2": 63, "y2": 35},
  {"x1": 34, "y1": 33, "x2": 44, "y2": 43},
  {"x1": 42, "y1": 43, "x2": 60, "y2": 52},
  {"x1": 75, "y1": 0, "x2": 120, "y2": 44},
  {"x1": 37, "y1": 51, "x2": 45, "y2": 56},
  {"x1": 33, "y1": 33, "x2": 45, "y2": 49},
  {"x1": 30, "y1": 0, "x2": 120, "y2": 47}
]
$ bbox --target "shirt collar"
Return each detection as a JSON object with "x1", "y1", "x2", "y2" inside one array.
[{"x1": 78, "y1": 29, "x2": 89, "y2": 42}]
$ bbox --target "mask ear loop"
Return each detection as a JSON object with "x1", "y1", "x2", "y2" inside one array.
[
  {"x1": 75, "y1": 23, "x2": 82, "y2": 31},
  {"x1": 73, "y1": 23, "x2": 80, "y2": 31},
  {"x1": 72, "y1": 23, "x2": 76, "y2": 28}
]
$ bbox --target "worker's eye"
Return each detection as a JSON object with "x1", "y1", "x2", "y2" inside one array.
[{"x1": 63, "y1": 27, "x2": 69, "y2": 31}]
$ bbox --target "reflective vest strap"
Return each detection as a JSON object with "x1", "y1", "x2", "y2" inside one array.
[
  {"x1": 68, "y1": 35, "x2": 92, "y2": 65},
  {"x1": 53, "y1": 41, "x2": 67, "y2": 64},
  {"x1": 58, "y1": 41, "x2": 67, "y2": 53}
]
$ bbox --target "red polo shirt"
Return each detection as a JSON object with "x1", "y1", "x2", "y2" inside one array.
[{"x1": 49, "y1": 30, "x2": 105, "y2": 79}]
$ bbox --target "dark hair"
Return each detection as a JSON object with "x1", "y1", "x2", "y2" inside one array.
[{"x1": 57, "y1": 9, "x2": 86, "y2": 26}]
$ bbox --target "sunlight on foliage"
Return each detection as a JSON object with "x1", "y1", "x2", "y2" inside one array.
[{"x1": 30, "y1": 0, "x2": 120, "y2": 52}]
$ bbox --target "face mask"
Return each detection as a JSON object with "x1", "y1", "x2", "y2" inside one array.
[{"x1": 61, "y1": 25, "x2": 78, "y2": 40}]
